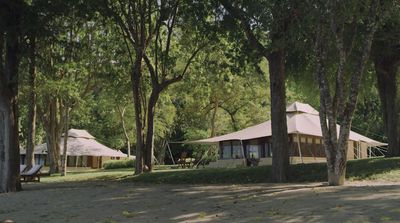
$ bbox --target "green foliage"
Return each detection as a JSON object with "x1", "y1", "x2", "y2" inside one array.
[
  {"x1": 103, "y1": 159, "x2": 135, "y2": 170},
  {"x1": 16, "y1": 0, "x2": 393, "y2": 168}
]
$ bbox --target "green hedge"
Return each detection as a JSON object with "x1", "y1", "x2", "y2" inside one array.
[{"x1": 103, "y1": 159, "x2": 135, "y2": 169}]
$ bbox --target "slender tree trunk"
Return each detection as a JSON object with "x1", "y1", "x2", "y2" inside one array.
[
  {"x1": 315, "y1": 0, "x2": 379, "y2": 185},
  {"x1": 375, "y1": 59, "x2": 399, "y2": 157},
  {"x1": 132, "y1": 57, "x2": 144, "y2": 175},
  {"x1": 0, "y1": 7, "x2": 22, "y2": 192},
  {"x1": 144, "y1": 90, "x2": 160, "y2": 172},
  {"x1": 26, "y1": 33, "x2": 37, "y2": 169},
  {"x1": 47, "y1": 99, "x2": 61, "y2": 174},
  {"x1": 226, "y1": 110, "x2": 238, "y2": 131},
  {"x1": 61, "y1": 107, "x2": 69, "y2": 176},
  {"x1": 268, "y1": 49, "x2": 289, "y2": 182},
  {"x1": 210, "y1": 98, "x2": 219, "y2": 138}
]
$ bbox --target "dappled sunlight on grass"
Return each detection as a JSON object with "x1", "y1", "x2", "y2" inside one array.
[
  {"x1": 40, "y1": 165, "x2": 187, "y2": 183},
  {"x1": 39, "y1": 157, "x2": 400, "y2": 185},
  {"x1": 41, "y1": 168, "x2": 133, "y2": 183}
]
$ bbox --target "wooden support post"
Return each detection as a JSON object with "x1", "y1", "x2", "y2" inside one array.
[
  {"x1": 166, "y1": 142, "x2": 175, "y2": 165},
  {"x1": 240, "y1": 140, "x2": 245, "y2": 159},
  {"x1": 296, "y1": 133, "x2": 304, "y2": 164}
]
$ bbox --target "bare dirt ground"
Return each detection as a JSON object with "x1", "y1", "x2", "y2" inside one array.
[{"x1": 0, "y1": 181, "x2": 399, "y2": 223}]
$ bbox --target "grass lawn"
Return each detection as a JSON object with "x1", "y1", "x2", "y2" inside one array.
[{"x1": 41, "y1": 157, "x2": 400, "y2": 184}]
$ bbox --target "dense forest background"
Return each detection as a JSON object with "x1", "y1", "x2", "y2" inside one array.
[
  {"x1": 1, "y1": 0, "x2": 399, "y2": 191},
  {"x1": 15, "y1": 1, "x2": 387, "y2": 164}
]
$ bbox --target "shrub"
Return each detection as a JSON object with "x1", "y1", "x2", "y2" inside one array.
[{"x1": 103, "y1": 159, "x2": 135, "y2": 169}]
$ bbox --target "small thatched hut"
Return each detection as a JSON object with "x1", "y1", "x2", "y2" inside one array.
[{"x1": 20, "y1": 129, "x2": 127, "y2": 168}]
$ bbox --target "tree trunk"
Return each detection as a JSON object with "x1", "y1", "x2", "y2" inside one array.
[
  {"x1": 144, "y1": 90, "x2": 160, "y2": 172},
  {"x1": 227, "y1": 111, "x2": 239, "y2": 131},
  {"x1": 217, "y1": 0, "x2": 291, "y2": 182},
  {"x1": 26, "y1": 33, "x2": 37, "y2": 169},
  {"x1": 210, "y1": 98, "x2": 219, "y2": 137},
  {"x1": 315, "y1": 0, "x2": 378, "y2": 185},
  {"x1": 132, "y1": 57, "x2": 144, "y2": 175},
  {"x1": 375, "y1": 59, "x2": 399, "y2": 157},
  {"x1": 46, "y1": 99, "x2": 61, "y2": 174},
  {"x1": 0, "y1": 9, "x2": 22, "y2": 192},
  {"x1": 268, "y1": 50, "x2": 289, "y2": 182},
  {"x1": 61, "y1": 107, "x2": 69, "y2": 176},
  {"x1": 0, "y1": 95, "x2": 21, "y2": 193}
]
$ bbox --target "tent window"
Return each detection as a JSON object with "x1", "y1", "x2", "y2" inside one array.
[
  {"x1": 247, "y1": 145, "x2": 261, "y2": 159},
  {"x1": 232, "y1": 141, "x2": 243, "y2": 159},
  {"x1": 20, "y1": 155, "x2": 26, "y2": 165},
  {"x1": 222, "y1": 141, "x2": 232, "y2": 159}
]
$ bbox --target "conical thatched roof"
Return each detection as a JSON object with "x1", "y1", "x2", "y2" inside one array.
[{"x1": 21, "y1": 129, "x2": 127, "y2": 157}]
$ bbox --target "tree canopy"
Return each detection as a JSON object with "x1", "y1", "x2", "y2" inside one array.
[{"x1": 0, "y1": 0, "x2": 398, "y2": 192}]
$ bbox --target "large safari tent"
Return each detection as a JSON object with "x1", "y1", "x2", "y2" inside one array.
[
  {"x1": 190, "y1": 102, "x2": 386, "y2": 168},
  {"x1": 20, "y1": 129, "x2": 127, "y2": 169}
]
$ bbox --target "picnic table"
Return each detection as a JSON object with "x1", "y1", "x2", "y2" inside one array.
[{"x1": 178, "y1": 157, "x2": 195, "y2": 168}]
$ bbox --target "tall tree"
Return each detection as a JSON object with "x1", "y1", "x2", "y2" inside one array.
[
  {"x1": 23, "y1": 1, "x2": 43, "y2": 169},
  {"x1": 313, "y1": 0, "x2": 383, "y2": 185},
  {"x1": 36, "y1": 9, "x2": 97, "y2": 174},
  {"x1": 219, "y1": 0, "x2": 293, "y2": 182},
  {"x1": 102, "y1": 0, "x2": 205, "y2": 173},
  {"x1": 25, "y1": 32, "x2": 37, "y2": 169},
  {"x1": 0, "y1": 0, "x2": 23, "y2": 193},
  {"x1": 371, "y1": 8, "x2": 400, "y2": 157}
]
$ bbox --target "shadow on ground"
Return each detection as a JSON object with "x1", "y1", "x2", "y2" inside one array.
[{"x1": 0, "y1": 181, "x2": 399, "y2": 223}]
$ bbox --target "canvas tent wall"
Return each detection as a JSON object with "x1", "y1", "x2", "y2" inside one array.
[
  {"x1": 20, "y1": 129, "x2": 127, "y2": 168},
  {"x1": 187, "y1": 102, "x2": 386, "y2": 167}
]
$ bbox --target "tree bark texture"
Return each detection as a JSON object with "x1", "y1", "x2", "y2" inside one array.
[
  {"x1": 42, "y1": 98, "x2": 62, "y2": 174},
  {"x1": 375, "y1": 59, "x2": 399, "y2": 156},
  {"x1": 0, "y1": 3, "x2": 22, "y2": 192},
  {"x1": 144, "y1": 91, "x2": 160, "y2": 172},
  {"x1": 0, "y1": 95, "x2": 21, "y2": 193},
  {"x1": 268, "y1": 50, "x2": 290, "y2": 182},
  {"x1": 61, "y1": 107, "x2": 69, "y2": 176},
  {"x1": 132, "y1": 56, "x2": 144, "y2": 175},
  {"x1": 315, "y1": 0, "x2": 379, "y2": 185},
  {"x1": 26, "y1": 34, "x2": 37, "y2": 169}
]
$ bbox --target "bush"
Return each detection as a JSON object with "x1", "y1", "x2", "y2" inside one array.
[{"x1": 103, "y1": 159, "x2": 135, "y2": 169}]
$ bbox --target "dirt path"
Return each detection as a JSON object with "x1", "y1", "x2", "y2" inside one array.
[{"x1": 0, "y1": 181, "x2": 399, "y2": 223}]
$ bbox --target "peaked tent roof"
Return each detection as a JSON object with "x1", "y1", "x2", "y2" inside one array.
[
  {"x1": 67, "y1": 129, "x2": 95, "y2": 139},
  {"x1": 189, "y1": 102, "x2": 386, "y2": 146},
  {"x1": 286, "y1": 101, "x2": 319, "y2": 115},
  {"x1": 21, "y1": 129, "x2": 127, "y2": 157}
]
